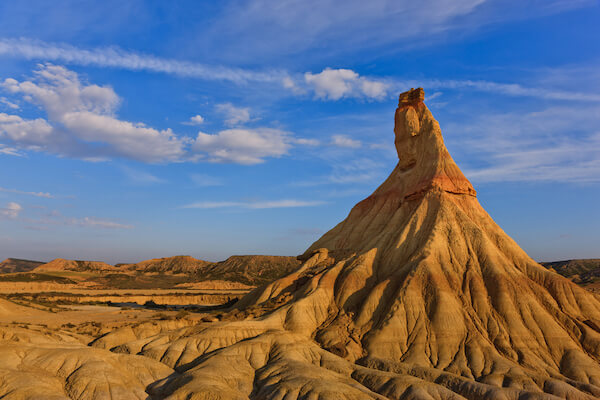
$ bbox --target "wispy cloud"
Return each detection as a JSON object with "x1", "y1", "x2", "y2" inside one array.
[
  {"x1": 67, "y1": 216, "x2": 133, "y2": 229},
  {"x1": 0, "y1": 202, "x2": 22, "y2": 218},
  {"x1": 193, "y1": 128, "x2": 291, "y2": 164},
  {"x1": 182, "y1": 199, "x2": 326, "y2": 209},
  {"x1": 202, "y1": 0, "x2": 593, "y2": 61},
  {"x1": 121, "y1": 166, "x2": 165, "y2": 184},
  {"x1": 0, "y1": 144, "x2": 22, "y2": 156},
  {"x1": 1, "y1": 39, "x2": 598, "y2": 105},
  {"x1": 448, "y1": 105, "x2": 600, "y2": 183},
  {"x1": 0, "y1": 187, "x2": 53, "y2": 198},
  {"x1": 415, "y1": 78, "x2": 600, "y2": 102},
  {"x1": 292, "y1": 158, "x2": 385, "y2": 186},
  {"x1": 0, "y1": 97, "x2": 19, "y2": 110},
  {"x1": 190, "y1": 174, "x2": 223, "y2": 187},
  {"x1": 215, "y1": 103, "x2": 251, "y2": 126},
  {"x1": 299, "y1": 67, "x2": 600, "y2": 102},
  {"x1": 0, "y1": 38, "x2": 287, "y2": 84},
  {"x1": 330, "y1": 134, "x2": 362, "y2": 148},
  {"x1": 22, "y1": 210, "x2": 133, "y2": 230}
]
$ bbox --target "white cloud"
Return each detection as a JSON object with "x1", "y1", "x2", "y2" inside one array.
[
  {"x1": 0, "y1": 187, "x2": 53, "y2": 198},
  {"x1": 0, "y1": 202, "x2": 22, "y2": 218},
  {"x1": 193, "y1": 128, "x2": 291, "y2": 164},
  {"x1": 182, "y1": 199, "x2": 326, "y2": 209},
  {"x1": 330, "y1": 134, "x2": 361, "y2": 148},
  {"x1": 3, "y1": 64, "x2": 119, "y2": 118},
  {"x1": 0, "y1": 64, "x2": 189, "y2": 162},
  {"x1": 1, "y1": 65, "x2": 309, "y2": 165},
  {"x1": 0, "y1": 113, "x2": 53, "y2": 146},
  {"x1": 215, "y1": 103, "x2": 251, "y2": 126},
  {"x1": 304, "y1": 68, "x2": 387, "y2": 100},
  {"x1": 188, "y1": 115, "x2": 204, "y2": 125}
]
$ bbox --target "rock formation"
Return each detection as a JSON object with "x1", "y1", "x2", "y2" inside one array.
[{"x1": 2, "y1": 89, "x2": 600, "y2": 399}]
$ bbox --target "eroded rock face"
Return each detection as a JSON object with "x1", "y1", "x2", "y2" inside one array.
[{"x1": 3, "y1": 89, "x2": 600, "y2": 399}]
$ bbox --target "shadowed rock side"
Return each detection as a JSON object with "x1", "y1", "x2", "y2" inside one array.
[
  {"x1": 3, "y1": 89, "x2": 600, "y2": 399},
  {"x1": 0, "y1": 258, "x2": 44, "y2": 273}
]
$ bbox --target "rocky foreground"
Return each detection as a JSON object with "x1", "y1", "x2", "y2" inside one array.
[{"x1": 1, "y1": 89, "x2": 600, "y2": 399}]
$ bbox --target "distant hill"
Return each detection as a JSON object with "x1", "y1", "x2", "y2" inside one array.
[
  {"x1": 119, "y1": 254, "x2": 302, "y2": 285},
  {"x1": 541, "y1": 259, "x2": 600, "y2": 288},
  {"x1": 1, "y1": 254, "x2": 301, "y2": 289},
  {"x1": 34, "y1": 258, "x2": 118, "y2": 272},
  {"x1": 117, "y1": 255, "x2": 211, "y2": 274},
  {"x1": 0, "y1": 258, "x2": 45, "y2": 273},
  {"x1": 199, "y1": 255, "x2": 302, "y2": 285}
]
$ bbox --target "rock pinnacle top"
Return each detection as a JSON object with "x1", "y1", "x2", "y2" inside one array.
[{"x1": 398, "y1": 87, "x2": 425, "y2": 106}]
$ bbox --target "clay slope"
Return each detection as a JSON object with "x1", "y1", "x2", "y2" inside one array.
[
  {"x1": 118, "y1": 255, "x2": 211, "y2": 274},
  {"x1": 0, "y1": 258, "x2": 44, "y2": 273},
  {"x1": 92, "y1": 88, "x2": 600, "y2": 400},
  {"x1": 34, "y1": 258, "x2": 117, "y2": 272}
]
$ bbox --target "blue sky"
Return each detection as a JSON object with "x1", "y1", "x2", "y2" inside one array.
[{"x1": 0, "y1": 0, "x2": 598, "y2": 263}]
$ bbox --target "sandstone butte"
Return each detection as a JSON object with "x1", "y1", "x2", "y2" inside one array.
[{"x1": 2, "y1": 88, "x2": 600, "y2": 399}]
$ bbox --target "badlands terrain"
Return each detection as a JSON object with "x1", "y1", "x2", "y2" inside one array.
[{"x1": 1, "y1": 88, "x2": 600, "y2": 399}]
